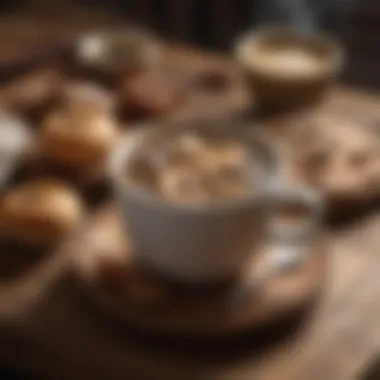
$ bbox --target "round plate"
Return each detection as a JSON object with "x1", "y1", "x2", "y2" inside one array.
[{"x1": 71, "y1": 205, "x2": 327, "y2": 337}]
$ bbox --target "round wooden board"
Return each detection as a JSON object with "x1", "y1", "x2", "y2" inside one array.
[{"x1": 71, "y1": 205, "x2": 328, "y2": 337}]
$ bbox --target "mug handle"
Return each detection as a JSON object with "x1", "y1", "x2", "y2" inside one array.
[
  {"x1": 224, "y1": 184, "x2": 323, "y2": 307},
  {"x1": 263, "y1": 184, "x2": 324, "y2": 273},
  {"x1": 265, "y1": 183, "x2": 324, "y2": 246}
]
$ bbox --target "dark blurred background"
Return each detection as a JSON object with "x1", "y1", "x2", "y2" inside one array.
[{"x1": 0, "y1": 0, "x2": 376, "y2": 89}]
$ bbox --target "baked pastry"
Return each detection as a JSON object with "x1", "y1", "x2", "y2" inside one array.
[
  {"x1": 39, "y1": 107, "x2": 119, "y2": 168},
  {"x1": 0, "y1": 179, "x2": 84, "y2": 244},
  {"x1": 60, "y1": 81, "x2": 115, "y2": 114},
  {"x1": 121, "y1": 70, "x2": 185, "y2": 118},
  {"x1": 291, "y1": 115, "x2": 380, "y2": 204},
  {"x1": 0, "y1": 69, "x2": 64, "y2": 117}
]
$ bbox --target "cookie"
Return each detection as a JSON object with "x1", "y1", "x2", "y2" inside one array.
[{"x1": 290, "y1": 114, "x2": 380, "y2": 205}]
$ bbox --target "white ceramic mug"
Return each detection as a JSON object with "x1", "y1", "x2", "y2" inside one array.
[{"x1": 108, "y1": 120, "x2": 323, "y2": 284}]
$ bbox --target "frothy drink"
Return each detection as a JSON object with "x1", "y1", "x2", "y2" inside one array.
[
  {"x1": 126, "y1": 132, "x2": 255, "y2": 205},
  {"x1": 256, "y1": 45, "x2": 322, "y2": 76}
]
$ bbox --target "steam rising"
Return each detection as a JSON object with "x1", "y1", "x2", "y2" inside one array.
[
  {"x1": 254, "y1": 0, "x2": 329, "y2": 34},
  {"x1": 281, "y1": 0, "x2": 318, "y2": 34}
]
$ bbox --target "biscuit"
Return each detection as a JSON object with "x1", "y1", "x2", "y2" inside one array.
[
  {"x1": 290, "y1": 114, "x2": 380, "y2": 204},
  {"x1": 40, "y1": 108, "x2": 119, "y2": 168},
  {"x1": 0, "y1": 179, "x2": 85, "y2": 245}
]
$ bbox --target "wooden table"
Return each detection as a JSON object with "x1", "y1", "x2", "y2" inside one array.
[
  {"x1": 0, "y1": 89, "x2": 378, "y2": 380},
  {"x1": 0, "y1": 26, "x2": 379, "y2": 379},
  {"x1": 0, "y1": 195, "x2": 380, "y2": 380}
]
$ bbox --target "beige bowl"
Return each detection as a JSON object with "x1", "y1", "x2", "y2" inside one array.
[{"x1": 235, "y1": 27, "x2": 344, "y2": 112}]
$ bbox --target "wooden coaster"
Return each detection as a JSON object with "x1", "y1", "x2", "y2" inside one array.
[{"x1": 71, "y1": 205, "x2": 327, "y2": 337}]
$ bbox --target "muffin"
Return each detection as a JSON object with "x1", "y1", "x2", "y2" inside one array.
[
  {"x1": 0, "y1": 179, "x2": 84, "y2": 245},
  {"x1": 39, "y1": 107, "x2": 119, "y2": 168}
]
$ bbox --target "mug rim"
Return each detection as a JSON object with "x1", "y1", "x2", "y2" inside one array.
[
  {"x1": 234, "y1": 26, "x2": 345, "y2": 81},
  {"x1": 108, "y1": 120, "x2": 280, "y2": 214}
]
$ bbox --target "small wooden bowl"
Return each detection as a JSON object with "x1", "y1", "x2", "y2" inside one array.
[{"x1": 235, "y1": 27, "x2": 344, "y2": 114}]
